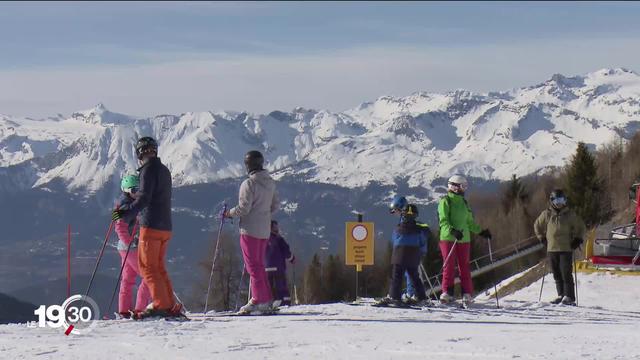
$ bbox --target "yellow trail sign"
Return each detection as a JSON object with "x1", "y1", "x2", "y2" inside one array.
[{"x1": 345, "y1": 222, "x2": 374, "y2": 271}]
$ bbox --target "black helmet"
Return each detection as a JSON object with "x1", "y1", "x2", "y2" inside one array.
[
  {"x1": 135, "y1": 137, "x2": 158, "y2": 160},
  {"x1": 549, "y1": 189, "x2": 567, "y2": 208},
  {"x1": 403, "y1": 204, "x2": 419, "y2": 218},
  {"x1": 244, "y1": 150, "x2": 264, "y2": 174}
]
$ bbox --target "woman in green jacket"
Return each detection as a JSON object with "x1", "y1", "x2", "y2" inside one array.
[{"x1": 438, "y1": 175, "x2": 491, "y2": 305}]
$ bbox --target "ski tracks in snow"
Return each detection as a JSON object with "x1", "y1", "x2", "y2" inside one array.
[{"x1": 1, "y1": 297, "x2": 639, "y2": 359}]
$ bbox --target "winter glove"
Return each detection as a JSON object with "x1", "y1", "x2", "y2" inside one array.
[
  {"x1": 112, "y1": 209, "x2": 125, "y2": 221},
  {"x1": 288, "y1": 255, "x2": 296, "y2": 265},
  {"x1": 451, "y1": 229, "x2": 464, "y2": 241},
  {"x1": 479, "y1": 229, "x2": 492, "y2": 239},
  {"x1": 571, "y1": 237, "x2": 583, "y2": 250}
]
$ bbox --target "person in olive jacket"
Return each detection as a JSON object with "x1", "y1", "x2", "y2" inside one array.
[{"x1": 534, "y1": 189, "x2": 586, "y2": 305}]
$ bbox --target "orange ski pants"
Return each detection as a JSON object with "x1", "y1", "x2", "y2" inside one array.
[{"x1": 138, "y1": 227, "x2": 175, "y2": 310}]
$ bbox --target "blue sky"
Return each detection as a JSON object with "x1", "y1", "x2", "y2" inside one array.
[{"x1": 1, "y1": 1, "x2": 640, "y2": 117}]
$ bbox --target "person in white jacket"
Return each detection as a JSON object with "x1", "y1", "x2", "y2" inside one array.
[{"x1": 224, "y1": 150, "x2": 279, "y2": 313}]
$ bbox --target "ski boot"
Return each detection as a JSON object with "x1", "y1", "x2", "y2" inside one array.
[
  {"x1": 550, "y1": 296, "x2": 563, "y2": 305},
  {"x1": 133, "y1": 303, "x2": 188, "y2": 321},
  {"x1": 116, "y1": 311, "x2": 132, "y2": 320},
  {"x1": 238, "y1": 299, "x2": 276, "y2": 315},
  {"x1": 132, "y1": 307, "x2": 170, "y2": 320},
  {"x1": 439, "y1": 292, "x2": 454, "y2": 304},
  {"x1": 402, "y1": 293, "x2": 418, "y2": 306},
  {"x1": 373, "y1": 296, "x2": 404, "y2": 308},
  {"x1": 560, "y1": 296, "x2": 576, "y2": 306},
  {"x1": 166, "y1": 303, "x2": 189, "y2": 320},
  {"x1": 461, "y1": 293, "x2": 474, "y2": 308},
  {"x1": 271, "y1": 299, "x2": 282, "y2": 309}
]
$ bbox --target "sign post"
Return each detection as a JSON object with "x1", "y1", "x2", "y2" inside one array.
[{"x1": 345, "y1": 214, "x2": 374, "y2": 301}]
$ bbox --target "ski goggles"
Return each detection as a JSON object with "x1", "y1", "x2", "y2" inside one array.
[
  {"x1": 550, "y1": 196, "x2": 567, "y2": 207},
  {"x1": 125, "y1": 187, "x2": 139, "y2": 195},
  {"x1": 448, "y1": 182, "x2": 467, "y2": 192}
]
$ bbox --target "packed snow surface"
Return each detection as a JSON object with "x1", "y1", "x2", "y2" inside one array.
[{"x1": 1, "y1": 272, "x2": 638, "y2": 359}]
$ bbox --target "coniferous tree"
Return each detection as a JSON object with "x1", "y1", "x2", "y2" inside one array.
[
  {"x1": 502, "y1": 174, "x2": 528, "y2": 212},
  {"x1": 322, "y1": 255, "x2": 347, "y2": 302},
  {"x1": 197, "y1": 231, "x2": 243, "y2": 311},
  {"x1": 565, "y1": 142, "x2": 609, "y2": 227},
  {"x1": 303, "y1": 254, "x2": 324, "y2": 304}
]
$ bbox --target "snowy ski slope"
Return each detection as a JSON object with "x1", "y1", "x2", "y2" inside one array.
[{"x1": 0, "y1": 272, "x2": 638, "y2": 359}]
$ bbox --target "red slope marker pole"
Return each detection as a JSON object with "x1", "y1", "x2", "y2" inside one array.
[{"x1": 67, "y1": 224, "x2": 71, "y2": 299}]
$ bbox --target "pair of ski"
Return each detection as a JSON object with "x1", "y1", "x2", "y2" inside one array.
[
  {"x1": 354, "y1": 299, "x2": 473, "y2": 310},
  {"x1": 207, "y1": 309, "x2": 282, "y2": 318},
  {"x1": 548, "y1": 302, "x2": 577, "y2": 307},
  {"x1": 113, "y1": 309, "x2": 282, "y2": 321},
  {"x1": 199, "y1": 300, "x2": 284, "y2": 318},
  {"x1": 112, "y1": 311, "x2": 191, "y2": 322}
]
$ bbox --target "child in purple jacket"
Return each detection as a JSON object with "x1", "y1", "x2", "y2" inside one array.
[{"x1": 266, "y1": 221, "x2": 295, "y2": 306}]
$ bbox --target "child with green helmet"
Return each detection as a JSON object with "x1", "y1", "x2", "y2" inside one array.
[{"x1": 113, "y1": 173, "x2": 151, "y2": 318}]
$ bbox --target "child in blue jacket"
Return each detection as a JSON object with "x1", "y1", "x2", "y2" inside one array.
[{"x1": 377, "y1": 204, "x2": 431, "y2": 307}]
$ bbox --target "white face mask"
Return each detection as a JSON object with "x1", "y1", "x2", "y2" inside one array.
[
  {"x1": 448, "y1": 182, "x2": 467, "y2": 193},
  {"x1": 551, "y1": 197, "x2": 567, "y2": 208}
]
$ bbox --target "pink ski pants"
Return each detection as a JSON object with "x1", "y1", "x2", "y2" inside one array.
[{"x1": 240, "y1": 234, "x2": 272, "y2": 304}]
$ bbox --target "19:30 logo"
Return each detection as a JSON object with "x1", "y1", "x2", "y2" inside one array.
[{"x1": 32, "y1": 295, "x2": 101, "y2": 335}]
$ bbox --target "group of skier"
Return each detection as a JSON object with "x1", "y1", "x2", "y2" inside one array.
[
  {"x1": 376, "y1": 174, "x2": 492, "y2": 308},
  {"x1": 110, "y1": 139, "x2": 294, "y2": 319},
  {"x1": 377, "y1": 181, "x2": 587, "y2": 308},
  {"x1": 108, "y1": 136, "x2": 590, "y2": 319}
]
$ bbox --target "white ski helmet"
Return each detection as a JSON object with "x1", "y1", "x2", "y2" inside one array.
[{"x1": 447, "y1": 174, "x2": 468, "y2": 193}]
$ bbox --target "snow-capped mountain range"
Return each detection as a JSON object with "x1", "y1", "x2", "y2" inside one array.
[{"x1": 1, "y1": 68, "x2": 639, "y2": 200}]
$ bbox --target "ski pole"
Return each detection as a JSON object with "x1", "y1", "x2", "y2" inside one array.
[
  {"x1": 486, "y1": 236, "x2": 500, "y2": 308},
  {"x1": 106, "y1": 220, "x2": 139, "y2": 317},
  {"x1": 291, "y1": 263, "x2": 296, "y2": 305},
  {"x1": 440, "y1": 239, "x2": 458, "y2": 295},
  {"x1": 173, "y1": 291, "x2": 189, "y2": 313},
  {"x1": 291, "y1": 237, "x2": 296, "y2": 306},
  {"x1": 234, "y1": 265, "x2": 246, "y2": 311},
  {"x1": 419, "y1": 264, "x2": 438, "y2": 301},
  {"x1": 83, "y1": 220, "x2": 115, "y2": 302},
  {"x1": 442, "y1": 239, "x2": 458, "y2": 273},
  {"x1": 538, "y1": 259, "x2": 547, "y2": 302},
  {"x1": 573, "y1": 252, "x2": 579, "y2": 306},
  {"x1": 203, "y1": 204, "x2": 227, "y2": 314}
]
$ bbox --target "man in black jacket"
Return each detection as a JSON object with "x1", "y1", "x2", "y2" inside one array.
[{"x1": 113, "y1": 137, "x2": 179, "y2": 318}]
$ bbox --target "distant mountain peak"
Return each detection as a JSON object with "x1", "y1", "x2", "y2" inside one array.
[
  {"x1": 71, "y1": 103, "x2": 131, "y2": 125},
  {"x1": 593, "y1": 67, "x2": 637, "y2": 77},
  {"x1": 548, "y1": 73, "x2": 585, "y2": 89},
  {"x1": 0, "y1": 68, "x2": 639, "y2": 200}
]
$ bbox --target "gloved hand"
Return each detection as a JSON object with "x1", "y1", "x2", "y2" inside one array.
[
  {"x1": 479, "y1": 229, "x2": 492, "y2": 239},
  {"x1": 288, "y1": 255, "x2": 296, "y2": 265},
  {"x1": 571, "y1": 237, "x2": 583, "y2": 250},
  {"x1": 112, "y1": 208, "x2": 126, "y2": 221},
  {"x1": 451, "y1": 229, "x2": 463, "y2": 241}
]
